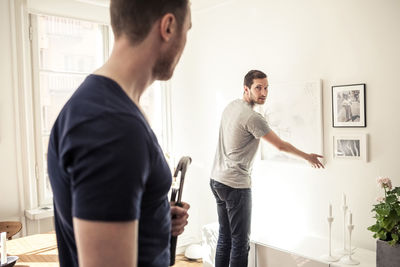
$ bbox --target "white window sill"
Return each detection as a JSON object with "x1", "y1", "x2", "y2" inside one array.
[{"x1": 25, "y1": 205, "x2": 54, "y2": 220}]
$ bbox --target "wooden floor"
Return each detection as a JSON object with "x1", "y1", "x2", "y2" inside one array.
[{"x1": 173, "y1": 254, "x2": 203, "y2": 267}]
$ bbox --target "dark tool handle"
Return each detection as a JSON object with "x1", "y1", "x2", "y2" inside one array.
[
  {"x1": 173, "y1": 157, "x2": 192, "y2": 203},
  {"x1": 170, "y1": 202, "x2": 183, "y2": 266},
  {"x1": 169, "y1": 157, "x2": 191, "y2": 266}
]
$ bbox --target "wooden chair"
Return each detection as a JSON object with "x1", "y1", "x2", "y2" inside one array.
[{"x1": 0, "y1": 221, "x2": 22, "y2": 240}]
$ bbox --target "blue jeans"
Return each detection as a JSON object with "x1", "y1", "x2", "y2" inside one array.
[{"x1": 210, "y1": 179, "x2": 252, "y2": 267}]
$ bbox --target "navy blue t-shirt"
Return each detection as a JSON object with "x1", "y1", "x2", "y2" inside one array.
[{"x1": 47, "y1": 74, "x2": 172, "y2": 267}]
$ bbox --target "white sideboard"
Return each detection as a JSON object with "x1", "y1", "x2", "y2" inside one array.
[{"x1": 251, "y1": 235, "x2": 376, "y2": 267}]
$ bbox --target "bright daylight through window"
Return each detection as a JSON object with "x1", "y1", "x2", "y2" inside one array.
[{"x1": 30, "y1": 14, "x2": 169, "y2": 206}]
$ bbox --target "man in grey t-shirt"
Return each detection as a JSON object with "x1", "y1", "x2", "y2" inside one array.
[{"x1": 210, "y1": 70, "x2": 324, "y2": 267}]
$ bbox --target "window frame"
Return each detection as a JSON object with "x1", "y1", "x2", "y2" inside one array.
[
  {"x1": 29, "y1": 13, "x2": 111, "y2": 206},
  {"x1": 16, "y1": 6, "x2": 173, "y2": 211}
]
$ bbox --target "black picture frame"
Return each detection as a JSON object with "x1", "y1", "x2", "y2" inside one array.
[{"x1": 332, "y1": 83, "x2": 366, "y2": 127}]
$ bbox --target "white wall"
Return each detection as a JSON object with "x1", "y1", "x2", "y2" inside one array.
[{"x1": 171, "y1": 0, "x2": 400, "y2": 250}]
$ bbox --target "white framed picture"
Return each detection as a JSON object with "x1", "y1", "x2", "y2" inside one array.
[
  {"x1": 259, "y1": 80, "x2": 323, "y2": 164},
  {"x1": 333, "y1": 134, "x2": 368, "y2": 161}
]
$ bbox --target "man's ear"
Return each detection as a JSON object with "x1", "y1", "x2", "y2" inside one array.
[
  {"x1": 160, "y1": 13, "x2": 176, "y2": 42},
  {"x1": 244, "y1": 86, "x2": 250, "y2": 95}
]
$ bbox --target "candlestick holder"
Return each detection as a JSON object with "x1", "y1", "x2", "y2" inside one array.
[
  {"x1": 336, "y1": 205, "x2": 356, "y2": 255},
  {"x1": 320, "y1": 217, "x2": 339, "y2": 262},
  {"x1": 340, "y1": 224, "x2": 360, "y2": 265},
  {"x1": 1, "y1": 232, "x2": 7, "y2": 266}
]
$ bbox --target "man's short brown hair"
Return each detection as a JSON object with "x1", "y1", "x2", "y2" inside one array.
[
  {"x1": 110, "y1": 0, "x2": 188, "y2": 45},
  {"x1": 244, "y1": 70, "x2": 267, "y2": 88}
]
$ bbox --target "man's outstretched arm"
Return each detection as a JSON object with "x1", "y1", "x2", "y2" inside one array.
[{"x1": 262, "y1": 130, "x2": 324, "y2": 168}]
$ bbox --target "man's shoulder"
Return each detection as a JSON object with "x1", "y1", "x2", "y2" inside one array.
[
  {"x1": 227, "y1": 98, "x2": 244, "y2": 107},
  {"x1": 51, "y1": 76, "x2": 150, "y2": 148},
  {"x1": 59, "y1": 75, "x2": 143, "y2": 128},
  {"x1": 223, "y1": 99, "x2": 254, "y2": 117},
  {"x1": 69, "y1": 74, "x2": 130, "y2": 110},
  {"x1": 225, "y1": 99, "x2": 247, "y2": 111}
]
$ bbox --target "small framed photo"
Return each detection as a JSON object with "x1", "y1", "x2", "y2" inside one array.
[
  {"x1": 332, "y1": 84, "x2": 366, "y2": 127},
  {"x1": 333, "y1": 134, "x2": 368, "y2": 161}
]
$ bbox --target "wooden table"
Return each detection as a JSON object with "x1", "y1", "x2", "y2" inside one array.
[
  {"x1": 6, "y1": 232, "x2": 200, "y2": 267},
  {"x1": 6, "y1": 233, "x2": 59, "y2": 267}
]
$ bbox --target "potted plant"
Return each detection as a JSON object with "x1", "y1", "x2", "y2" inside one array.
[{"x1": 368, "y1": 177, "x2": 400, "y2": 267}]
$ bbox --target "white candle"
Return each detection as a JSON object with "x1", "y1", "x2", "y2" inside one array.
[
  {"x1": 329, "y1": 203, "x2": 332, "y2": 217},
  {"x1": 343, "y1": 193, "x2": 347, "y2": 206},
  {"x1": 1, "y1": 232, "x2": 6, "y2": 264},
  {"x1": 349, "y1": 212, "x2": 353, "y2": 225}
]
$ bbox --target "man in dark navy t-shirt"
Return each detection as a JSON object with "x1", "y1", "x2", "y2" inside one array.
[{"x1": 47, "y1": 1, "x2": 192, "y2": 267}]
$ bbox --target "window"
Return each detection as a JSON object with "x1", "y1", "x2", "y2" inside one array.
[
  {"x1": 30, "y1": 14, "x2": 108, "y2": 205},
  {"x1": 141, "y1": 82, "x2": 173, "y2": 162},
  {"x1": 29, "y1": 14, "x2": 172, "y2": 207}
]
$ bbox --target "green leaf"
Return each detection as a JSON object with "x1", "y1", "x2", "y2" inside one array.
[
  {"x1": 382, "y1": 204, "x2": 391, "y2": 216},
  {"x1": 392, "y1": 233, "x2": 399, "y2": 242},
  {"x1": 386, "y1": 195, "x2": 397, "y2": 204},
  {"x1": 393, "y1": 187, "x2": 400, "y2": 196},
  {"x1": 382, "y1": 218, "x2": 397, "y2": 232},
  {"x1": 389, "y1": 240, "x2": 397, "y2": 246},
  {"x1": 368, "y1": 224, "x2": 381, "y2": 233},
  {"x1": 378, "y1": 231, "x2": 388, "y2": 240},
  {"x1": 395, "y1": 206, "x2": 400, "y2": 216}
]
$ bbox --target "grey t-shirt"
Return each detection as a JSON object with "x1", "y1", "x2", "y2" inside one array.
[{"x1": 211, "y1": 99, "x2": 271, "y2": 188}]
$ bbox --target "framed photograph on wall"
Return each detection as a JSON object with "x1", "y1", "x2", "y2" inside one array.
[
  {"x1": 333, "y1": 134, "x2": 368, "y2": 161},
  {"x1": 332, "y1": 84, "x2": 366, "y2": 127}
]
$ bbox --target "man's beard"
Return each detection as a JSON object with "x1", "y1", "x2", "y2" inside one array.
[
  {"x1": 153, "y1": 37, "x2": 181, "y2": 81},
  {"x1": 249, "y1": 91, "x2": 265, "y2": 106}
]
